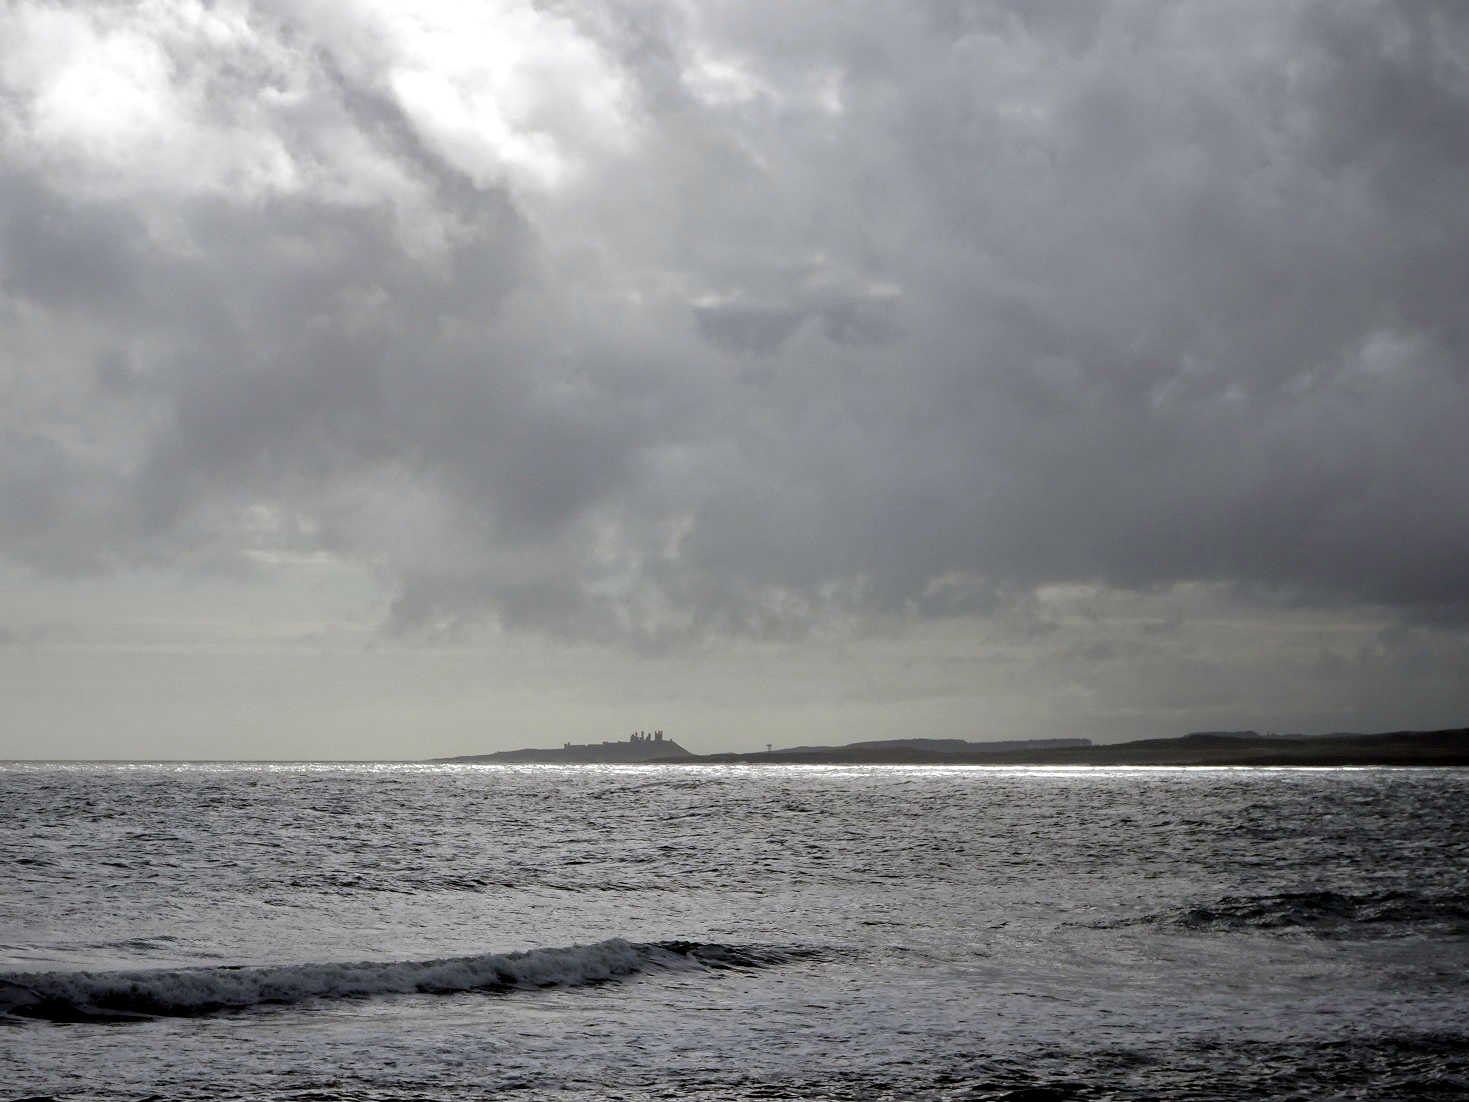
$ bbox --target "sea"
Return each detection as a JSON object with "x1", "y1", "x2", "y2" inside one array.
[{"x1": 2, "y1": 762, "x2": 1467, "y2": 1101}]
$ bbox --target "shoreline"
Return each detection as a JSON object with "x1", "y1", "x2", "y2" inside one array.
[{"x1": 444, "y1": 728, "x2": 1469, "y2": 768}]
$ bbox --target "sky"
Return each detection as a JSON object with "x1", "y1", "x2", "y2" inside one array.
[{"x1": 2, "y1": 0, "x2": 1467, "y2": 759}]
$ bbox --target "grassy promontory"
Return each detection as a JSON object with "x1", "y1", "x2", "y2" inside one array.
[{"x1": 685, "y1": 728, "x2": 1469, "y2": 767}]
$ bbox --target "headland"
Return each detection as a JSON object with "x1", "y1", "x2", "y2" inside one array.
[
  {"x1": 432, "y1": 728, "x2": 1469, "y2": 766},
  {"x1": 434, "y1": 730, "x2": 693, "y2": 764}
]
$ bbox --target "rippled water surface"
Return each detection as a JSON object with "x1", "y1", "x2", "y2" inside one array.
[{"x1": 3, "y1": 763, "x2": 1467, "y2": 1099}]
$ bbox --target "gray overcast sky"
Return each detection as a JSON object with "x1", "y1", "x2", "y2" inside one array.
[{"x1": 2, "y1": 0, "x2": 1467, "y2": 759}]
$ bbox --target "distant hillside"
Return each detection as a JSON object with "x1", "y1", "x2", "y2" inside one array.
[
  {"x1": 431, "y1": 728, "x2": 1468, "y2": 767},
  {"x1": 434, "y1": 734, "x2": 692, "y2": 764},
  {"x1": 689, "y1": 728, "x2": 1469, "y2": 766},
  {"x1": 846, "y1": 737, "x2": 1091, "y2": 753},
  {"x1": 979, "y1": 728, "x2": 1469, "y2": 766}
]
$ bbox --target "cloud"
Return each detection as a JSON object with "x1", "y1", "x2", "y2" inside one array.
[{"x1": 1, "y1": 0, "x2": 1466, "y2": 650}]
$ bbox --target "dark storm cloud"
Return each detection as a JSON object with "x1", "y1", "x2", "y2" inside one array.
[{"x1": 1, "y1": 0, "x2": 1466, "y2": 640}]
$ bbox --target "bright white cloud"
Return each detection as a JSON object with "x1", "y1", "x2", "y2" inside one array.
[{"x1": 343, "y1": 0, "x2": 639, "y2": 192}]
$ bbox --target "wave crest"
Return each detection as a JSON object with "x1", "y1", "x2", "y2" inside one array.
[{"x1": 0, "y1": 938, "x2": 815, "y2": 1022}]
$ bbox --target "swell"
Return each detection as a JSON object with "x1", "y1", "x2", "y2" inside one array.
[
  {"x1": 1107, "y1": 888, "x2": 1469, "y2": 937},
  {"x1": 275, "y1": 872, "x2": 692, "y2": 895},
  {"x1": 0, "y1": 938, "x2": 818, "y2": 1023}
]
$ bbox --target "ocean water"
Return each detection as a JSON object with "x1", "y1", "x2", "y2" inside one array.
[{"x1": 2, "y1": 763, "x2": 1467, "y2": 1101}]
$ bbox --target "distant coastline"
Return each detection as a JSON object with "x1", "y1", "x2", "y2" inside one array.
[
  {"x1": 433, "y1": 730, "x2": 694, "y2": 765},
  {"x1": 433, "y1": 728, "x2": 1469, "y2": 767}
]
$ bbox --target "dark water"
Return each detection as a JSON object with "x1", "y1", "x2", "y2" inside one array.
[{"x1": 2, "y1": 762, "x2": 1466, "y2": 1099}]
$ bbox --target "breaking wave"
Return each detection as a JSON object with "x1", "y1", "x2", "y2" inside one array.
[
  {"x1": 1109, "y1": 889, "x2": 1469, "y2": 937},
  {"x1": 0, "y1": 938, "x2": 817, "y2": 1023}
]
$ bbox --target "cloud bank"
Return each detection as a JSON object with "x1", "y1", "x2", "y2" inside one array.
[{"x1": 3, "y1": 0, "x2": 1467, "y2": 655}]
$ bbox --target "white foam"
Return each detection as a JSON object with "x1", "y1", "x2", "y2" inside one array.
[{"x1": 0, "y1": 937, "x2": 686, "y2": 1018}]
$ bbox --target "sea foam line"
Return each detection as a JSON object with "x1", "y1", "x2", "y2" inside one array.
[{"x1": 0, "y1": 938, "x2": 809, "y2": 1021}]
